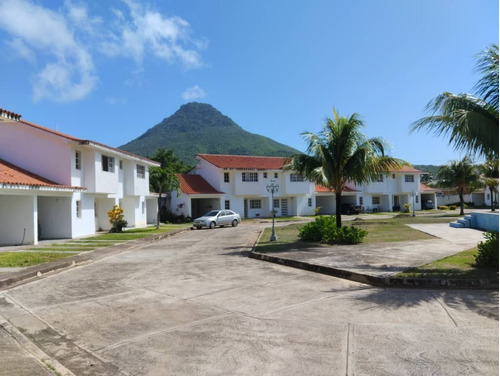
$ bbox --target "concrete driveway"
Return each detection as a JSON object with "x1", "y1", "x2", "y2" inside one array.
[{"x1": 0, "y1": 222, "x2": 498, "y2": 375}]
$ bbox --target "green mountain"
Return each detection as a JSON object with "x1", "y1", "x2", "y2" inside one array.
[{"x1": 120, "y1": 102, "x2": 299, "y2": 164}]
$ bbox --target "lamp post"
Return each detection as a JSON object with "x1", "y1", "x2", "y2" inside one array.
[{"x1": 266, "y1": 180, "x2": 279, "y2": 241}]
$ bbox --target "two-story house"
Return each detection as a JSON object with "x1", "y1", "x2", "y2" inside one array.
[
  {"x1": 170, "y1": 154, "x2": 434, "y2": 219},
  {"x1": 0, "y1": 108, "x2": 160, "y2": 245}
]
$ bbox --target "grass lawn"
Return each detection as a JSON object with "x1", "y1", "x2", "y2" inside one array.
[
  {"x1": 0, "y1": 224, "x2": 190, "y2": 268},
  {"x1": 0, "y1": 252, "x2": 73, "y2": 267},
  {"x1": 255, "y1": 214, "x2": 459, "y2": 253},
  {"x1": 397, "y1": 248, "x2": 498, "y2": 280}
]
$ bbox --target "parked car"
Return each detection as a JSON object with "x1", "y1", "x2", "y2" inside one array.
[
  {"x1": 193, "y1": 210, "x2": 241, "y2": 229},
  {"x1": 422, "y1": 200, "x2": 434, "y2": 210},
  {"x1": 340, "y1": 203, "x2": 359, "y2": 215}
]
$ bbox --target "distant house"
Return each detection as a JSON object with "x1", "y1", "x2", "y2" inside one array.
[
  {"x1": 170, "y1": 154, "x2": 432, "y2": 218},
  {"x1": 0, "y1": 108, "x2": 160, "y2": 246}
]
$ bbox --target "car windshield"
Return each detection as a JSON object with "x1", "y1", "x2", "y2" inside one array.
[{"x1": 203, "y1": 210, "x2": 220, "y2": 217}]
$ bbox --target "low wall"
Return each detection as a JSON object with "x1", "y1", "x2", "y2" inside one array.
[{"x1": 471, "y1": 212, "x2": 499, "y2": 232}]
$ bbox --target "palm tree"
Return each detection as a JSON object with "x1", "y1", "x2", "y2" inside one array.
[
  {"x1": 286, "y1": 108, "x2": 408, "y2": 227},
  {"x1": 412, "y1": 44, "x2": 499, "y2": 159},
  {"x1": 437, "y1": 156, "x2": 479, "y2": 215},
  {"x1": 479, "y1": 159, "x2": 499, "y2": 212}
]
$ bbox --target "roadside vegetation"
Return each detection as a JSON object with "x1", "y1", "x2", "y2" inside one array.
[{"x1": 0, "y1": 224, "x2": 189, "y2": 268}]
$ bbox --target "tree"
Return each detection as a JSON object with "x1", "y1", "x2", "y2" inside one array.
[
  {"x1": 286, "y1": 108, "x2": 408, "y2": 227},
  {"x1": 479, "y1": 159, "x2": 499, "y2": 212},
  {"x1": 149, "y1": 148, "x2": 185, "y2": 229},
  {"x1": 437, "y1": 156, "x2": 479, "y2": 215},
  {"x1": 412, "y1": 44, "x2": 499, "y2": 159}
]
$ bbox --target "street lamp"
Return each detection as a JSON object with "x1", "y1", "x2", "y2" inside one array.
[{"x1": 266, "y1": 180, "x2": 279, "y2": 241}]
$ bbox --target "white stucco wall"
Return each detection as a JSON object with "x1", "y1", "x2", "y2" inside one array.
[
  {"x1": 0, "y1": 194, "x2": 36, "y2": 245},
  {"x1": 38, "y1": 196, "x2": 72, "y2": 239}
]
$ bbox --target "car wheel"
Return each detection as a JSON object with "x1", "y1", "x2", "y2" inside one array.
[
  {"x1": 209, "y1": 221, "x2": 216, "y2": 229},
  {"x1": 232, "y1": 219, "x2": 238, "y2": 227}
]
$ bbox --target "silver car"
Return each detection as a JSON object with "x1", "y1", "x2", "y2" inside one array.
[{"x1": 193, "y1": 210, "x2": 241, "y2": 229}]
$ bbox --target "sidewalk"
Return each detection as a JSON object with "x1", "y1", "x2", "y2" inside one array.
[{"x1": 250, "y1": 223, "x2": 498, "y2": 289}]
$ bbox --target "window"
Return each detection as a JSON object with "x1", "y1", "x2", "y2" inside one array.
[
  {"x1": 273, "y1": 199, "x2": 280, "y2": 208},
  {"x1": 359, "y1": 197, "x2": 363, "y2": 205},
  {"x1": 119, "y1": 160, "x2": 123, "y2": 170},
  {"x1": 416, "y1": 195, "x2": 419, "y2": 204},
  {"x1": 375, "y1": 174, "x2": 383, "y2": 182},
  {"x1": 76, "y1": 200, "x2": 82, "y2": 218},
  {"x1": 290, "y1": 174, "x2": 304, "y2": 182},
  {"x1": 372, "y1": 196, "x2": 380, "y2": 205},
  {"x1": 308, "y1": 198, "x2": 312, "y2": 207},
  {"x1": 242, "y1": 172, "x2": 258, "y2": 182},
  {"x1": 250, "y1": 199, "x2": 261, "y2": 209},
  {"x1": 263, "y1": 172, "x2": 268, "y2": 178},
  {"x1": 487, "y1": 193, "x2": 491, "y2": 200},
  {"x1": 225, "y1": 200, "x2": 230, "y2": 209},
  {"x1": 405, "y1": 175, "x2": 415, "y2": 183},
  {"x1": 75, "y1": 151, "x2": 81, "y2": 170},
  {"x1": 102, "y1": 155, "x2": 115, "y2": 172},
  {"x1": 224, "y1": 172, "x2": 229, "y2": 183},
  {"x1": 392, "y1": 174, "x2": 395, "y2": 179},
  {"x1": 142, "y1": 201, "x2": 145, "y2": 214},
  {"x1": 274, "y1": 173, "x2": 278, "y2": 178},
  {"x1": 137, "y1": 164, "x2": 146, "y2": 178}
]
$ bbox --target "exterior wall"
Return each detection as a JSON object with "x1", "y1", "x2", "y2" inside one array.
[
  {"x1": 146, "y1": 197, "x2": 158, "y2": 224},
  {"x1": 471, "y1": 212, "x2": 499, "y2": 231},
  {"x1": 0, "y1": 194, "x2": 36, "y2": 245},
  {"x1": 1, "y1": 121, "x2": 72, "y2": 185},
  {"x1": 38, "y1": 196, "x2": 72, "y2": 239},
  {"x1": 71, "y1": 192, "x2": 96, "y2": 238}
]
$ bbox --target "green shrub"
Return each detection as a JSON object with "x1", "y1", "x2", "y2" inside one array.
[
  {"x1": 475, "y1": 231, "x2": 499, "y2": 268},
  {"x1": 298, "y1": 216, "x2": 367, "y2": 244},
  {"x1": 402, "y1": 203, "x2": 411, "y2": 213},
  {"x1": 438, "y1": 205, "x2": 449, "y2": 210},
  {"x1": 449, "y1": 205, "x2": 457, "y2": 210}
]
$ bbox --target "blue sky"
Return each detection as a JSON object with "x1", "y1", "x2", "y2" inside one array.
[{"x1": 0, "y1": 0, "x2": 497, "y2": 165}]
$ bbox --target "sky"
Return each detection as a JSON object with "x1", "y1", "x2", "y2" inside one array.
[{"x1": 0, "y1": 0, "x2": 498, "y2": 165}]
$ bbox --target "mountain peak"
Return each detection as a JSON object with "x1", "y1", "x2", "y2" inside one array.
[{"x1": 120, "y1": 103, "x2": 298, "y2": 164}]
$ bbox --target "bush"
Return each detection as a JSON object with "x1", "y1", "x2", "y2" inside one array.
[
  {"x1": 298, "y1": 216, "x2": 367, "y2": 245},
  {"x1": 475, "y1": 231, "x2": 499, "y2": 268},
  {"x1": 438, "y1": 205, "x2": 449, "y2": 210},
  {"x1": 449, "y1": 205, "x2": 457, "y2": 210},
  {"x1": 107, "y1": 205, "x2": 128, "y2": 233},
  {"x1": 402, "y1": 203, "x2": 411, "y2": 213}
]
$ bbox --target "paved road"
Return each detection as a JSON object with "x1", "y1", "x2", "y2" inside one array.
[{"x1": 0, "y1": 222, "x2": 497, "y2": 375}]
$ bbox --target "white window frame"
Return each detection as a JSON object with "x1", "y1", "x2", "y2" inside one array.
[
  {"x1": 274, "y1": 172, "x2": 278, "y2": 178},
  {"x1": 137, "y1": 164, "x2": 146, "y2": 179},
  {"x1": 225, "y1": 200, "x2": 230, "y2": 210},
  {"x1": 102, "y1": 155, "x2": 115, "y2": 173},
  {"x1": 308, "y1": 198, "x2": 312, "y2": 207},
  {"x1": 75, "y1": 151, "x2": 81, "y2": 170},
  {"x1": 375, "y1": 174, "x2": 383, "y2": 183},
  {"x1": 249, "y1": 199, "x2": 261, "y2": 209},
  {"x1": 76, "y1": 200, "x2": 82, "y2": 218},
  {"x1": 273, "y1": 199, "x2": 280, "y2": 208},
  {"x1": 359, "y1": 197, "x2": 363, "y2": 205},
  {"x1": 224, "y1": 172, "x2": 229, "y2": 183},
  {"x1": 405, "y1": 175, "x2": 415, "y2": 183},
  {"x1": 290, "y1": 173, "x2": 305, "y2": 182},
  {"x1": 372, "y1": 196, "x2": 380, "y2": 205},
  {"x1": 242, "y1": 172, "x2": 258, "y2": 182}
]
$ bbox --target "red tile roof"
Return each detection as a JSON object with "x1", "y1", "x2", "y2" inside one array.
[
  {"x1": 420, "y1": 183, "x2": 438, "y2": 192},
  {"x1": 392, "y1": 166, "x2": 424, "y2": 173},
  {"x1": 197, "y1": 154, "x2": 285, "y2": 169},
  {"x1": 0, "y1": 159, "x2": 84, "y2": 190},
  {"x1": 178, "y1": 174, "x2": 223, "y2": 195}
]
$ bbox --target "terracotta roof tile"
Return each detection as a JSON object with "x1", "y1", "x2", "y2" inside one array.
[
  {"x1": 392, "y1": 166, "x2": 424, "y2": 173},
  {"x1": 0, "y1": 159, "x2": 84, "y2": 190},
  {"x1": 178, "y1": 174, "x2": 223, "y2": 195},
  {"x1": 315, "y1": 184, "x2": 358, "y2": 193},
  {"x1": 197, "y1": 154, "x2": 285, "y2": 170}
]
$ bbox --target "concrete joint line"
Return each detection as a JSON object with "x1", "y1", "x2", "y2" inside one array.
[
  {"x1": 430, "y1": 291, "x2": 458, "y2": 327},
  {"x1": 346, "y1": 323, "x2": 354, "y2": 376}
]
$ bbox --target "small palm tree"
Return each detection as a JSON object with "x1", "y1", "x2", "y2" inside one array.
[
  {"x1": 286, "y1": 108, "x2": 408, "y2": 227},
  {"x1": 437, "y1": 156, "x2": 479, "y2": 215},
  {"x1": 412, "y1": 44, "x2": 499, "y2": 159},
  {"x1": 479, "y1": 159, "x2": 499, "y2": 212}
]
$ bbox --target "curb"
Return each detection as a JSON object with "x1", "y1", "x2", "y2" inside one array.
[
  {"x1": 248, "y1": 251, "x2": 499, "y2": 290},
  {"x1": 0, "y1": 227, "x2": 190, "y2": 290}
]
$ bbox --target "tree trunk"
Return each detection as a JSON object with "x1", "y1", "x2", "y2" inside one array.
[
  {"x1": 459, "y1": 192, "x2": 464, "y2": 216},
  {"x1": 335, "y1": 192, "x2": 342, "y2": 227}
]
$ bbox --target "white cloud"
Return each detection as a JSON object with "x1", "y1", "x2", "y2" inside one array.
[
  {"x1": 182, "y1": 85, "x2": 206, "y2": 101},
  {"x1": 104, "y1": 0, "x2": 205, "y2": 69},
  {"x1": 0, "y1": 0, "x2": 207, "y2": 102},
  {"x1": 0, "y1": 0, "x2": 97, "y2": 102}
]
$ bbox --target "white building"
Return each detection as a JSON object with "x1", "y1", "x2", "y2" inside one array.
[
  {"x1": 170, "y1": 154, "x2": 433, "y2": 218},
  {"x1": 0, "y1": 108, "x2": 160, "y2": 245}
]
